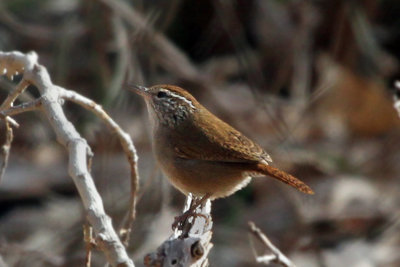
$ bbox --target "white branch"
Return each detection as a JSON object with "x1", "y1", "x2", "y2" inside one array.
[
  {"x1": 0, "y1": 121, "x2": 12, "y2": 183},
  {"x1": 248, "y1": 221, "x2": 296, "y2": 267},
  {"x1": 0, "y1": 51, "x2": 135, "y2": 267},
  {"x1": 144, "y1": 195, "x2": 213, "y2": 267},
  {"x1": 394, "y1": 81, "x2": 400, "y2": 118}
]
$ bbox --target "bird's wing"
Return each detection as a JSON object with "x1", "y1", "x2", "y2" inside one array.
[{"x1": 173, "y1": 109, "x2": 272, "y2": 164}]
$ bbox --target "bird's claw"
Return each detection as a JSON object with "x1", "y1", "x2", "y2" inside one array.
[{"x1": 172, "y1": 210, "x2": 209, "y2": 230}]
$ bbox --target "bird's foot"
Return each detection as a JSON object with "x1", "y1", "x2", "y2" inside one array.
[
  {"x1": 172, "y1": 210, "x2": 208, "y2": 230},
  {"x1": 172, "y1": 194, "x2": 211, "y2": 230}
]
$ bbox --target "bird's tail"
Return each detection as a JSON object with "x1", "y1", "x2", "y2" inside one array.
[{"x1": 255, "y1": 163, "x2": 314, "y2": 194}]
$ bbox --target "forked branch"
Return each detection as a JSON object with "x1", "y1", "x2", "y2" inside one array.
[
  {"x1": 0, "y1": 51, "x2": 137, "y2": 266},
  {"x1": 248, "y1": 221, "x2": 296, "y2": 267}
]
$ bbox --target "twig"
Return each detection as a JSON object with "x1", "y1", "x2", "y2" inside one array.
[
  {"x1": 0, "y1": 98, "x2": 42, "y2": 170},
  {"x1": 0, "y1": 98, "x2": 42, "y2": 117},
  {"x1": 0, "y1": 76, "x2": 30, "y2": 128},
  {"x1": 84, "y1": 224, "x2": 95, "y2": 267},
  {"x1": 0, "y1": 51, "x2": 135, "y2": 266},
  {"x1": 394, "y1": 81, "x2": 400, "y2": 118},
  {"x1": 1, "y1": 79, "x2": 30, "y2": 108},
  {"x1": 0, "y1": 121, "x2": 12, "y2": 183},
  {"x1": 59, "y1": 89, "x2": 140, "y2": 247},
  {"x1": 248, "y1": 221, "x2": 296, "y2": 267},
  {"x1": 0, "y1": 54, "x2": 35, "y2": 182}
]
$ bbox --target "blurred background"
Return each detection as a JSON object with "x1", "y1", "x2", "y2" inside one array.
[{"x1": 0, "y1": 0, "x2": 399, "y2": 266}]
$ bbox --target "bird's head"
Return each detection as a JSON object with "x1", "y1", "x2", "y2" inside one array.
[{"x1": 127, "y1": 84, "x2": 199, "y2": 126}]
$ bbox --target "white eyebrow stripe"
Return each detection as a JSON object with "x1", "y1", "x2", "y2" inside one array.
[{"x1": 168, "y1": 91, "x2": 196, "y2": 109}]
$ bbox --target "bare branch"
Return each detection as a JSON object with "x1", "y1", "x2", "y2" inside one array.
[
  {"x1": 0, "y1": 114, "x2": 18, "y2": 128},
  {"x1": 0, "y1": 98, "x2": 42, "y2": 117},
  {"x1": 0, "y1": 121, "x2": 13, "y2": 183},
  {"x1": 0, "y1": 51, "x2": 38, "y2": 127},
  {"x1": 84, "y1": 224, "x2": 95, "y2": 267},
  {"x1": 0, "y1": 51, "x2": 135, "y2": 266},
  {"x1": 59, "y1": 88, "x2": 140, "y2": 247},
  {"x1": 394, "y1": 81, "x2": 400, "y2": 118},
  {"x1": 0, "y1": 53, "x2": 36, "y2": 182},
  {"x1": 248, "y1": 221, "x2": 296, "y2": 267},
  {"x1": 0, "y1": 76, "x2": 31, "y2": 128},
  {"x1": 1, "y1": 79, "x2": 29, "y2": 108},
  {"x1": 145, "y1": 195, "x2": 213, "y2": 267}
]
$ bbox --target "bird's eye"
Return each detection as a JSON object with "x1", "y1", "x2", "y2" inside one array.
[{"x1": 157, "y1": 91, "x2": 168, "y2": 98}]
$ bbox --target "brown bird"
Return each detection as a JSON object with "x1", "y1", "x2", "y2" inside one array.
[
  {"x1": 128, "y1": 85, "x2": 314, "y2": 200},
  {"x1": 128, "y1": 84, "x2": 313, "y2": 218}
]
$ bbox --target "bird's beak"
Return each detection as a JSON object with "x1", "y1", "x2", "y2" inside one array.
[{"x1": 125, "y1": 84, "x2": 150, "y2": 98}]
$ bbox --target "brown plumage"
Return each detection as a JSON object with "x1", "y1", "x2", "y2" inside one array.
[
  {"x1": 254, "y1": 164, "x2": 313, "y2": 194},
  {"x1": 128, "y1": 84, "x2": 314, "y2": 199}
]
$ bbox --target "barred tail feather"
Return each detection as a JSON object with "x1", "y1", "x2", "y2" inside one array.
[{"x1": 256, "y1": 164, "x2": 314, "y2": 194}]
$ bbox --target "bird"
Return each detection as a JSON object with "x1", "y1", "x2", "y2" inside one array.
[{"x1": 127, "y1": 84, "x2": 313, "y2": 225}]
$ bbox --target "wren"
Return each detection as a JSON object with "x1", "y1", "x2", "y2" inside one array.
[{"x1": 127, "y1": 84, "x2": 313, "y2": 201}]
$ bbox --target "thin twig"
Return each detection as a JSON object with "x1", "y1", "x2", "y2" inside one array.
[
  {"x1": 0, "y1": 121, "x2": 13, "y2": 183},
  {"x1": 1, "y1": 79, "x2": 29, "y2": 108},
  {"x1": 86, "y1": 145, "x2": 94, "y2": 172},
  {"x1": 84, "y1": 223, "x2": 95, "y2": 267},
  {"x1": 0, "y1": 98, "x2": 42, "y2": 134},
  {"x1": 0, "y1": 115, "x2": 18, "y2": 128},
  {"x1": 59, "y1": 88, "x2": 140, "y2": 247},
  {"x1": 0, "y1": 57, "x2": 34, "y2": 182},
  {"x1": 0, "y1": 51, "x2": 38, "y2": 127},
  {"x1": 248, "y1": 221, "x2": 296, "y2": 267},
  {"x1": 0, "y1": 79, "x2": 30, "y2": 128},
  {"x1": 0, "y1": 98, "x2": 42, "y2": 117},
  {"x1": 394, "y1": 81, "x2": 400, "y2": 118}
]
